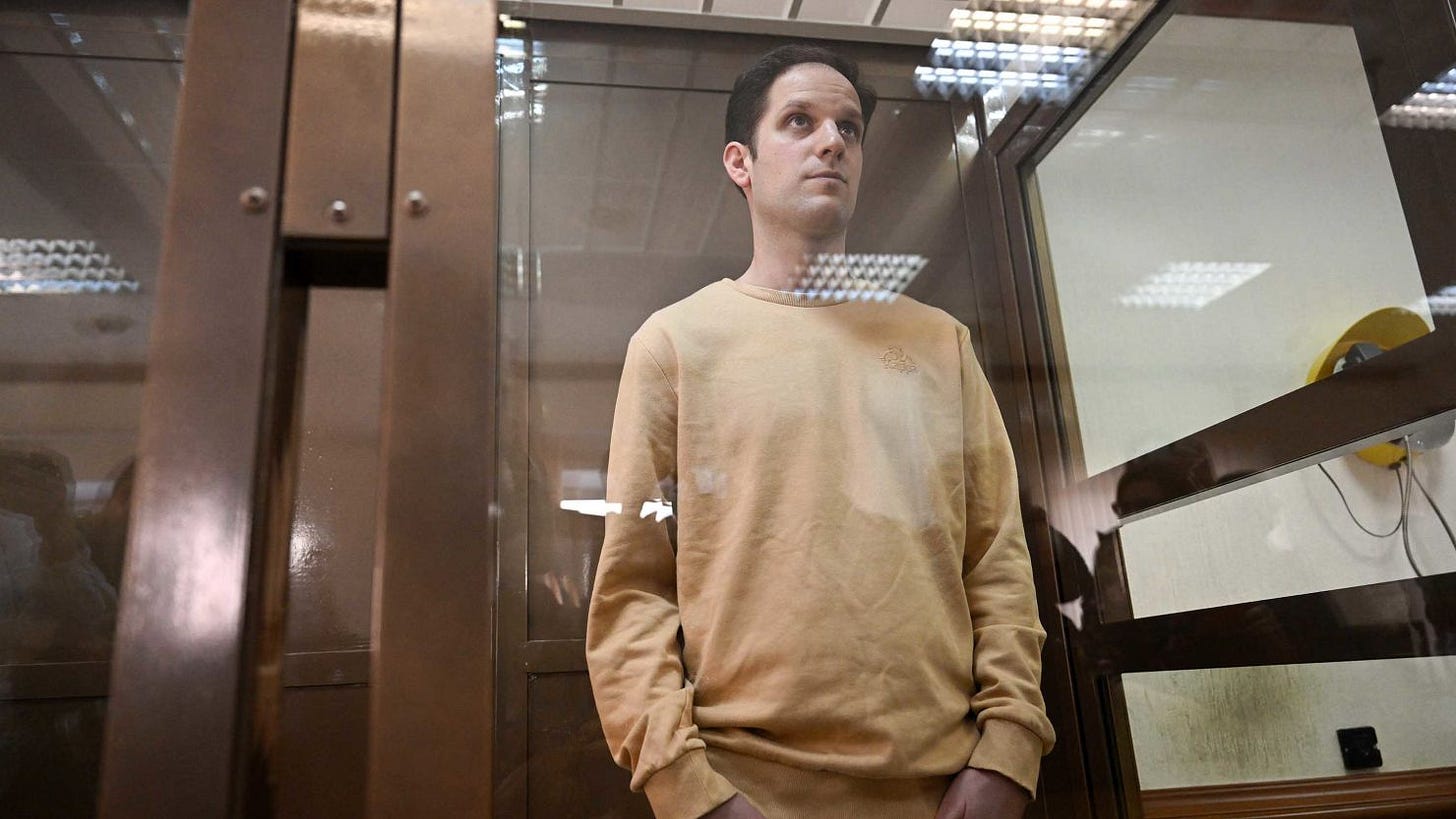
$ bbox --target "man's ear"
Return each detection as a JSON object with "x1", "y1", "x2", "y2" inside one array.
[{"x1": 723, "y1": 141, "x2": 752, "y2": 192}]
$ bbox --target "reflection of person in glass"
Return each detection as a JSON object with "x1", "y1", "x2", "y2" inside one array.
[
  {"x1": 0, "y1": 447, "x2": 117, "y2": 663},
  {"x1": 585, "y1": 46, "x2": 1053, "y2": 819}
]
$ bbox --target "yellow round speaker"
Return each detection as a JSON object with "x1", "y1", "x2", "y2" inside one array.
[{"x1": 1306, "y1": 307, "x2": 1433, "y2": 467}]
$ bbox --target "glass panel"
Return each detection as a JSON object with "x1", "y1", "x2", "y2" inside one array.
[
  {"x1": 1028, "y1": 7, "x2": 1450, "y2": 479},
  {"x1": 0, "y1": 3, "x2": 186, "y2": 813},
  {"x1": 1030, "y1": 2, "x2": 1456, "y2": 622},
  {"x1": 1026, "y1": 2, "x2": 1456, "y2": 811},
  {"x1": 1115, "y1": 437, "x2": 1456, "y2": 619},
  {"x1": 1121, "y1": 658, "x2": 1456, "y2": 800},
  {"x1": 514, "y1": 81, "x2": 981, "y2": 642},
  {"x1": 1045, "y1": 427, "x2": 1456, "y2": 629},
  {"x1": 0, "y1": 40, "x2": 182, "y2": 665}
]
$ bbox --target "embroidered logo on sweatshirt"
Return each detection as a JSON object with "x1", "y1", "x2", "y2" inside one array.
[{"x1": 880, "y1": 346, "x2": 918, "y2": 373}]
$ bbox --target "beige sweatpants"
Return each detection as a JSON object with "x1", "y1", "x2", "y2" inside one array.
[{"x1": 705, "y1": 747, "x2": 953, "y2": 819}]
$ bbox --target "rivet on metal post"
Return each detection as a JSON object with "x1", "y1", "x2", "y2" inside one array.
[
  {"x1": 406, "y1": 190, "x2": 429, "y2": 216},
  {"x1": 329, "y1": 200, "x2": 350, "y2": 223},
  {"x1": 239, "y1": 187, "x2": 269, "y2": 213}
]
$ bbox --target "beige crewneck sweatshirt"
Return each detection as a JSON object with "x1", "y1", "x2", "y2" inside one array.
[{"x1": 586, "y1": 279, "x2": 1054, "y2": 819}]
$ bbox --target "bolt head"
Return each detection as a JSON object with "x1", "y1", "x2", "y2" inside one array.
[
  {"x1": 329, "y1": 200, "x2": 350, "y2": 222},
  {"x1": 406, "y1": 190, "x2": 429, "y2": 216},
  {"x1": 240, "y1": 186, "x2": 269, "y2": 213}
]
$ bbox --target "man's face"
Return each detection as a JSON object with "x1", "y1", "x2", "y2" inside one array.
[{"x1": 735, "y1": 62, "x2": 864, "y2": 239}]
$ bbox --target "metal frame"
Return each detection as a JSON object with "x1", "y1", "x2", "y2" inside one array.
[
  {"x1": 1, "y1": 649, "x2": 370, "y2": 701},
  {"x1": 951, "y1": 92, "x2": 1094, "y2": 819},
  {"x1": 282, "y1": 0, "x2": 397, "y2": 239},
  {"x1": 96, "y1": 0, "x2": 300, "y2": 815},
  {"x1": 367, "y1": 0, "x2": 500, "y2": 816},
  {"x1": 500, "y1": 0, "x2": 937, "y2": 46}
]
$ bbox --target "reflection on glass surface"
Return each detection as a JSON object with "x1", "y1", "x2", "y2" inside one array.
[
  {"x1": 1, "y1": 4, "x2": 184, "y2": 813},
  {"x1": 1025, "y1": 3, "x2": 1456, "y2": 807},
  {"x1": 1030, "y1": 13, "x2": 1434, "y2": 477},
  {"x1": 1380, "y1": 62, "x2": 1456, "y2": 130},
  {"x1": 508, "y1": 71, "x2": 981, "y2": 643},
  {"x1": 917, "y1": 1, "x2": 1155, "y2": 123},
  {"x1": 1113, "y1": 436, "x2": 1456, "y2": 620},
  {"x1": 0, "y1": 47, "x2": 180, "y2": 657}
]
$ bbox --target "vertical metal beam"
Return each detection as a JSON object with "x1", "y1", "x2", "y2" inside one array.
[
  {"x1": 369, "y1": 0, "x2": 499, "y2": 816},
  {"x1": 97, "y1": 0, "x2": 298, "y2": 815},
  {"x1": 282, "y1": 0, "x2": 398, "y2": 239}
]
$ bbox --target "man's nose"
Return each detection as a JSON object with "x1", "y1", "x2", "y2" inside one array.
[{"x1": 815, "y1": 120, "x2": 845, "y2": 156}]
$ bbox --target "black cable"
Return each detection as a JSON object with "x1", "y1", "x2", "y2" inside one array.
[
  {"x1": 1316, "y1": 462, "x2": 1402, "y2": 537},
  {"x1": 1410, "y1": 459, "x2": 1456, "y2": 554}
]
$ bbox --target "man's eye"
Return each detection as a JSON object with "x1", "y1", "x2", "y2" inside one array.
[
  {"x1": 840, "y1": 123, "x2": 861, "y2": 139},
  {"x1": 788, "y1": 113, "x2": 810, "y2": 128}
]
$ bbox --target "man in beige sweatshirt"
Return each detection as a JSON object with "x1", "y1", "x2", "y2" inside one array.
[{"x1": 586, "y1": 44, "x2": 1055, "y2": 819}]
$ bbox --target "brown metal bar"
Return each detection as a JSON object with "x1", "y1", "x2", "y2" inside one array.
[
  {"x1": 282, "y1": 0, "x2": 397, "y2": 239},
  {"x1": 281, "y1": 649, "x2": 372, "y2": 688},
  {"x1": 951, "y1": 95, "x2": 1095, "y2": 819},
  {"x1": 1091, "y1": 572, "x2": 1456, "y2": 674},
  {"x1": 96, "y1": 0, "x2": 298, "y2": 815},
  {"x1": 971, "y1": 8, "x2": 1177, "y2": 817},
  {"x1": 493, "y1": 29, "x2": 533, "y2": 817},
  {"x1": 368, "y1": 0, "x2": 499, "y2": 816},
  {"x1": 1, "y1": 650, "x2": 371, "y2": 702},
  {"x1": 0, "y1": 662, "x2": 112, "y2": 701},
  {"x1": 498, "y1": 1, "x2": 936, "y2": 47},
  {"x1": 528, "y1": 20, "x2": 927, "y2": 98},
  {"x1": 521, "y1": 640, "x2": 588, "y2": 673}
]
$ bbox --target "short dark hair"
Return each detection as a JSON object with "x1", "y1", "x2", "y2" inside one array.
[{"x1": 725, "y1": 44, "x2": 878, "y2": 156}]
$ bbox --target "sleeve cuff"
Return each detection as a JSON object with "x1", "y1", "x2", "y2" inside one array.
[
  {"x1": 641, "y1": 748, "x2": 738, "y2": 819},
  {"x1": 968, "y1": 720, "x2": 1046, "y2": 796}
]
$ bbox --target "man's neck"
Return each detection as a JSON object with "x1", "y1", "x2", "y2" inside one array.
[{"x1": 737, "y1": 231, "x2": 847, "y2": 291}]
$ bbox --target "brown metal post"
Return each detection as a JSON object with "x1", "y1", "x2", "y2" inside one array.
[
  {"x1": 368, "y1": 0, "x2": 499, "y2": 816},
  {"x1": 282, "y1": 0, "x2": 398, "y2": 241},
  {"x1": 97, "y1": 0, "x2": 300, "y2": 816}
]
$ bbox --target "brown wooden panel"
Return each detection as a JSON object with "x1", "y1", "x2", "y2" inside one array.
[
  {"x1": 526, "y1": 672, "x2": 651, "y2": 819},
  {"x1": 1142, "y1": 765, "x2": 1456, "y2": 818},
  {"x1": 277, "y1": 685, "x2": 369, "y2": 819}
]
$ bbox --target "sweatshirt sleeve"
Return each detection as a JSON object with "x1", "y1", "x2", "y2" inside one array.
[
  {"x1": 586, "y1": 327, "x2": 737, "y2": 819},
  {"x1": 957, "y1": 324, "x2": 1057, "y2": 795}
]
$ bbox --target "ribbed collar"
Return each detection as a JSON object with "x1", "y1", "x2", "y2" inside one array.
[{"x1": 723, "y1": 277, "x2": 851, "y2": 307}]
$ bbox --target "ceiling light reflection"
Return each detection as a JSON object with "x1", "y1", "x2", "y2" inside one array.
[
  {"x1": 1116, "y1": 262, "x2": 1270, "y2": 310},
  {"x1": 923, "y1": 0, "x2": 1152, "y2": 113},
  {"x1": 1381, "y1": 64, "x2": 1456, "y2": 129},
  {"x1": 791, "y1": 253, "x2": 929, "y2": 303},
  {"x1": 1, "y1": 238, "x2": 139, "y2": 296},
  {"x1": 1427, "y1": 285, "x2": 1456, "y2": 316}
]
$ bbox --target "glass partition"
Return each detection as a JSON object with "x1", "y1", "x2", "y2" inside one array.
[
  {"x1": 1016, "y1": 1, "x2": 1456, "y2": 814},
  {"x1": 1026, "y1": 1, "x2": 1456, "y2": 619},
  {"x1": 0, "y1": 3, "x2": 186, "y2": 813},
  {"x1": 493, "y1": 25, "x2": 1007, "y2": 816},
  {"x1": 1028, "y1": 12, "x2": 1443, "y2": 480},
  {"x1": 1123, "y1": 657, "x2": 1456, "y2": 792}
]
